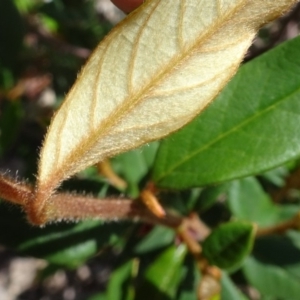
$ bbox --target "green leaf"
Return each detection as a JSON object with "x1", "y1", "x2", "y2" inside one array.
[
  {"x1": 221, "y1": 272, "x2": 249, "y2": 300},
  {"x1": 106, "y1": 260, "x2": 135, "y2": 300},
  {"x1": 112, "y1": 141, "x2": 159, "y2": 197},
  {"x1": 287, "y1": 230, "x2": 300, "y2": 250},
  {"x1": 152, "y1": 36, "x2": 300, "y2": 189},
  {"x1": 136, "y1": 244, "x2": 187, "y2": 300},
  {"x1": 243, "y1": 235, "x2": 300, "y2": 300},
  {"x1": 202, "y1": 221, "x2": 255, "y2": 269},
  {"x1": 227, "y1": 177, "x2": 279, "y2": 227},
  {"x1": 134, "y1": 226, "x2": 175, "y2": 254},
  {"x1": 243, "y1": 255, "x2": 300, "y2": 300},
  {"x1": 196, "y1": 183, "x2": 230, "y2": 212},
  {"x1": 228, "y1": 177, "x2": 300, "y2": 227}
]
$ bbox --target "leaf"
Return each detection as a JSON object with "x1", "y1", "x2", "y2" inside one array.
[
  {"x1": 227, "y1": 177, "x2": 279, "y2": 227},
  {"x1": 36, "y1": 0, "x2": 297, "y2": 206},
  {"x1": 113, "y1": 142, "x2": 159, "y2": 185},
  {"x1": 196, "y1": 182, "x2": 230, "y2": 212},
  {"x1": 221, "y1": 272, "x2": 249, "y2": 300},
  {"x1": 152, "y1": 35, "x2": 300, "y2": 189},
  {"x1": 136, "y1": 244, "x2": 187, "y2": 300},
  {"x1": 134, "y1": 225, "x2": 175, "y2": 254},
  {"x1": 243, "y1": 255, "x2": 300, "y2": 300},
  {"x1": 287, "y1": 230, "x2": 300, "y2": 251},
  {"x1": 202, "y1": 221, "x2": 255, "y2": 269},
  {"x1": 228, "y1": 177, "x2": 300, "y2": 227},
  {"x1": 112, "y1": 141, "x2": 159, "y2": 197},
  {"x1": 243, "y1": 235, "x2": 300, "y2": 299},
  {"x1": 106, "y1": 260, "x2": 135, "y2": 300}
]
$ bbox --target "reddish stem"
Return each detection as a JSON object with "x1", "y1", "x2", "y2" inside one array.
[
  {"x1": 0, "y1": 175, "x2": 34, "y2": 205},
  {"x1": 48, "y1": 193, "x2": 182, "y2": 227},
  {"x1": 0, "y1": 174, "x2": 182, "y2": 227}
]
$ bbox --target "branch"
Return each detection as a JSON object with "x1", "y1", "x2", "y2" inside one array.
[
  {"x1": 256, "y1": 212, "x2": 300, "y2": 237},
  {"x1": 0, "y1": 174, "x2": 182, "y2": 227},
  {"x1": 47, "y1": 192, "x2": 183, "y2": 228},
  {"x1": 0, "y1": 175, "x2": 34, "y2": 205}
]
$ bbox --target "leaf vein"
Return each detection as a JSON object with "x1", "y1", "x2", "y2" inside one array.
[{"x1": 127, "y1": 0, "x2": 160, "y2": 94}]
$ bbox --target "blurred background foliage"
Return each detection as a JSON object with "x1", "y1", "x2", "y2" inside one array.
[{"x1": 0, "y1": 1, "x2": 300, "y2": 300}]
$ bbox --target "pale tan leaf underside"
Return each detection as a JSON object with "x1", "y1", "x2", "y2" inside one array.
[{"x1": 36, "y1": 0, "x2": 298, "y2": 205}]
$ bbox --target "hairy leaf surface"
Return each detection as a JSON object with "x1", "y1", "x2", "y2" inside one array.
[{"x1": 36, "y1": 0, "x2": 298, "y2": 206}]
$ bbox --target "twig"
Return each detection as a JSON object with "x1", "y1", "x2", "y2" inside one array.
[
  {"x1": 256, "y1": 212, "x2": 300, "y2": 237},
  {"x1": 47, "y1": 192, "x2": 182, "y2": 227},
  {"x1": 0, "y1": 175, "x2": 34, "y2": 205},
  {"x1": 0, "y1": 174, "x2": 182, "y2": 227}
]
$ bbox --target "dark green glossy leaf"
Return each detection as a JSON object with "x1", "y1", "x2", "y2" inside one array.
[
  {"x1": 152, "y1": 36, "x2": 300, "y2": 189},
  {"x1": 136, "y1": 244, "x2": 187, "y2": 300},
  {"x1": 202, "y1": 221, "x2": 255, "y2": 269}
]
